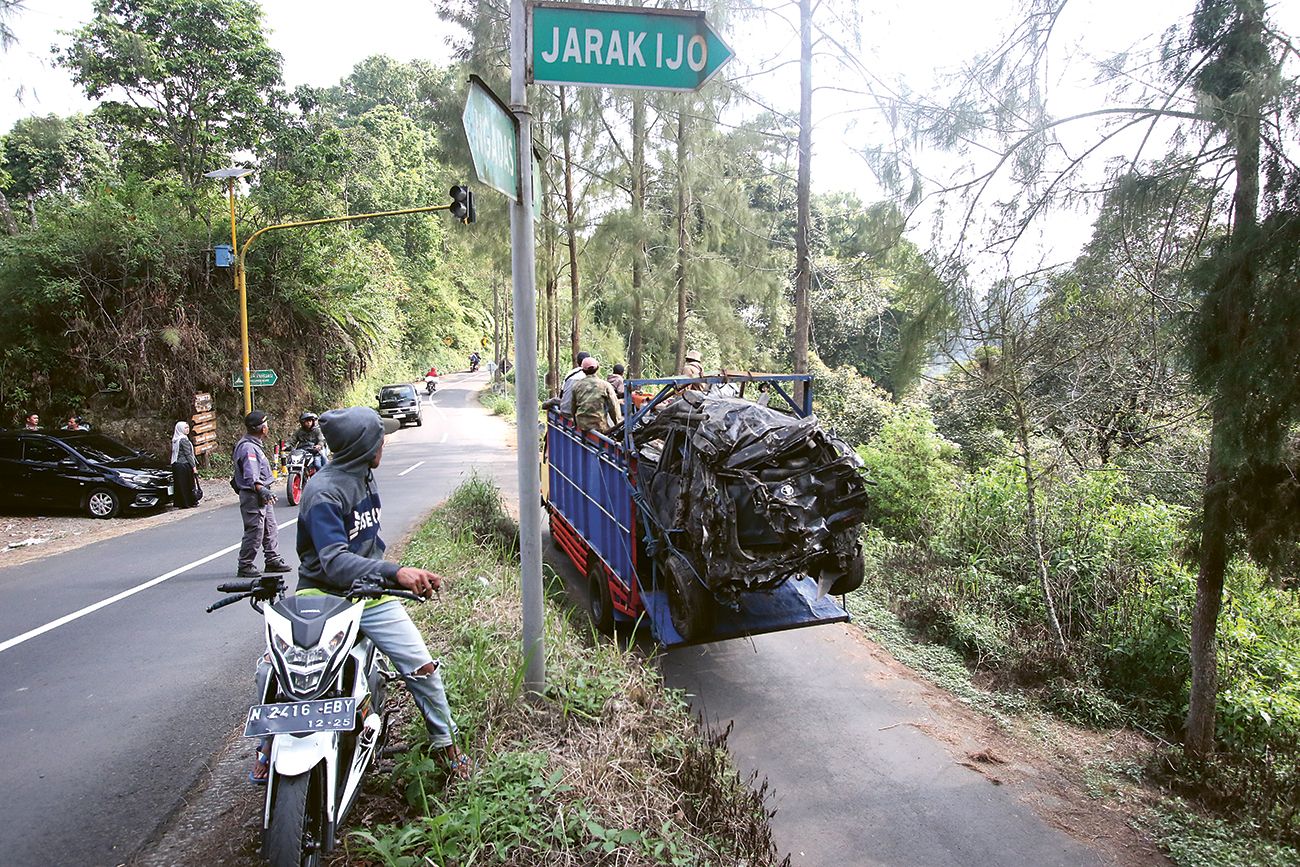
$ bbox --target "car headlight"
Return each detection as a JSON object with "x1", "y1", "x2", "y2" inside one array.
[{"x1": 116, "y1": 470, "x2": 150, "y2": 488}]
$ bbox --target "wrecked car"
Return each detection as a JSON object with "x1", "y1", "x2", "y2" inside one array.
[
  {"x1": 633, "y1": 390, "x2": 868, "y2": 622},
  {"x1": 544, "y1": 372, "x2": 869, "y2": 645}
]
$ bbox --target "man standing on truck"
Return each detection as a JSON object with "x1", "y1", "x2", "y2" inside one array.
[
  {"x1": 570, "y1": 357, "x2": 623, "y2": 434},
  {"x1": 557, "y1": 350, "x2": 590, "y2": 417}
]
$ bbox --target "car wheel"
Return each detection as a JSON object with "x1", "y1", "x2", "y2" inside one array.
[
  {"x1": 664, "y1": 552, "x2": 712, "y2": 643},
  {"x1": 587, "y1": 555, "x2": 615, "y2": 635},
  {"x1": 86, "y1": 487, "x2": 121, "y2": 519},
  {"x1": 827, "y1": 548, "x2": 866, "y2": 596}
]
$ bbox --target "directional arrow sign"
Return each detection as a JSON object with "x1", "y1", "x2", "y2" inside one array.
[
  {"x1": 463, "y1": 75, "x2": 519, "y2": 202},
  {"x1": 231, "y1": 369, "x2": 278, "y2": 388},
  {"x1": 529, "y1": 2, "x2": 733, "y2": 92}
]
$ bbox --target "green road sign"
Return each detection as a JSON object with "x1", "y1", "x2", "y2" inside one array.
[
  {"x1": 231, "y1": 369, "x2": 278, "y2": 388},
  {"x1": 529, "y1": 2, "x2": 733, "y2": 92},
  {"x1": 463, "y1": 75, "x2": 519, "y2": 202}
]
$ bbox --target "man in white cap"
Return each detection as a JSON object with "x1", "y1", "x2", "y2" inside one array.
[{"x1": 569, "y1": 356, "x2": 623, "y2": 433}]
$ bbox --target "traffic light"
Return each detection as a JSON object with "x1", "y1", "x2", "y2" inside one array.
[{"x1": 449, "y1": 184, "x2": 475, "y2": 224}]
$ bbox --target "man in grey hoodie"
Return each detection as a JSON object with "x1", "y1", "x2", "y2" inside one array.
[{"x1": 250, "y1": 407, "x2": 468, "y2": 782}]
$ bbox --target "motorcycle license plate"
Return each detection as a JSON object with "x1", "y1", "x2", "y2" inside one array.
[{"x1": 243, "y1": 697, "x2": 356, "y2": 737}]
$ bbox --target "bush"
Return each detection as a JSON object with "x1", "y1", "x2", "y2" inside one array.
[{"x1": 857, "y1": 409, "x2": 959, "y2": 541}]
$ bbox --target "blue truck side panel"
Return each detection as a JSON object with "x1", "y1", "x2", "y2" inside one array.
[{"x1": 547, "y1": 419, "x2": 636, "y2": 589}]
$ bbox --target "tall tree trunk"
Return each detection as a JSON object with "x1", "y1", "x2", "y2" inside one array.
[
  {"x1": 25, "y1": 191, "x2": 38, "y2": 230},
  {"x1": 1185, "y1": 2, "x2": 1263, "y2": 757},
  {"x1": 1013, "y1": 395, "x2": 1069, "y2": 655},
  {"x1": 0, "y1": 190, "x2": 18, "y2": 235},
  {"x1": 629, "y1": 92, "x2": 646, "y2": 380},
  {"x1": 792, "y1": 0, "x2": 813, "y2": 401},
  {"x1": 674, "y1": 103, "x2": 690, "y2": 373},
  {"x1": 560, "y1": 87, "x2": 581, "y2": 363}
]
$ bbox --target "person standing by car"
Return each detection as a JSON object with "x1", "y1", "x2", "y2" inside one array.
[
  {"x1": 23, "y1": 413, "x2": 39, "y2": 431},
  {"x1": 62, "y1": 414, "x2": 87, "y2": 431},
  {"x1": 170, "y1": 421, "x2": 199, "y2": 509},
  {"x1": 233, "y1": 411, "x2": 291, "y2": 578}
]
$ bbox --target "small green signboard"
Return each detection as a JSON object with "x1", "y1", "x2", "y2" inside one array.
[
  {"x1": 529, "y1": 2, "x2": 733, "y2": 92},
  {"x1": 231, "y1": 369, "x2": 278, "y2": 388},
  {"x1": 463, "y1": 75, "x2": 519, "y2": 202}
]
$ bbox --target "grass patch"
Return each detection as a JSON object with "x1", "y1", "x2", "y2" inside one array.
[
  {"x1": 1153, "y1": 805, "x2": 1299, "y2": 867},
  {"x1": 347, "y1": 475, "x2": 788, "y2": 866},
  {"x1": 479, "y1": 387, "x2": 515, "y2": 420}
]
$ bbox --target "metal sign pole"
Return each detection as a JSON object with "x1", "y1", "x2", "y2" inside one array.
[{"x1": 511, "y1": 0, "x2": 545, "y2": 696}]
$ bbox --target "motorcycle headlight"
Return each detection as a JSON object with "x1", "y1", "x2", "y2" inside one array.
[{"x1": 272, "y1": 631, "x2": 348, "y2": 697}]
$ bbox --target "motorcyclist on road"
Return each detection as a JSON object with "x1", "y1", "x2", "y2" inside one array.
[
  {"x1": 289, "y1": 412, "x2": 326, "y2": 471},
  {"x1": 468, "y1": 352, "x2": 481, "y2": 372}
]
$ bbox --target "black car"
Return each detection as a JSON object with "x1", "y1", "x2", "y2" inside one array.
[
  {"x1": 376, "y1": 383, "x2": 424, "y2": 427},
  {"x1": 0, "y1": 431, "x2": 174, "y2": 518}
]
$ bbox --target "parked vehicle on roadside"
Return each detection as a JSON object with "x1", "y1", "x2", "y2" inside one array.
[
  {"x1": 207, "y1": 576, "x2": 424, "y2": 867},
  {"x1": 376, "y1": 383, "x2": 423, "y2": 427},
  {"x1": 0, "y1": 430, "x2": 173, "y2": 518}
]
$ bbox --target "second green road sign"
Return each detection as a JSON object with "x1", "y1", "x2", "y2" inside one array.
[
  {"x1": 463, "y1": 76, "x2": 520, "y2": 201},
  {"x1": 529, "y1": 2, "x2": 733, "y2": 92},
  {"x1": 231, "y1": 369, "x2": 278, "y2": 388}
]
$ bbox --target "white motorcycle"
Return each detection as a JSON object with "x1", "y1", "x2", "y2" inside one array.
[{"x1": 207, "y1": 576, "x2": 424, "y2": 867}]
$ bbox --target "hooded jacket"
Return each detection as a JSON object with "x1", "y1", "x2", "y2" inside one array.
[{"x1": 295, "y1": 407, "x2": 399, "y2": 595}]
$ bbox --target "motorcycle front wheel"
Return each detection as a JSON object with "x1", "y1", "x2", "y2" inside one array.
[
  {"x1": 264, "y1": 769, "x2": 324, "y2": 867},
  {"x1": 286, "y1": 471, "x2": 302, "y2": 506}
]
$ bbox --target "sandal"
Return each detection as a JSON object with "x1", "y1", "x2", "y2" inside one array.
[
  {"x1": 248, "y1": 742, "x2": 271, "y2": 784},
  {"x1": 442, "y1": 747, "x2": 473, "y2": 781}
]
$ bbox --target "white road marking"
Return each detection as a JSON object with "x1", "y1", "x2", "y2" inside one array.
[
  {"x1": 431, "y1": 402, "x2": 449, "y2": 443},
  {"x1": 0, "y1": 518, "x2": 299, "y2": 655},
  {"x1": 398, "y1": 461, "x2": 425, "y2": 477}
]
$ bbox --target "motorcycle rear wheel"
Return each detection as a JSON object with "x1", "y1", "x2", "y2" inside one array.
[{"x1": 264, "y1": 769, "x2": 323, "y2": 867}]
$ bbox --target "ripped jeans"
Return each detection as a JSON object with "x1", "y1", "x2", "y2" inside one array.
[{"x1": 258, "y1": 599, "x2": 457, "y2": 748}]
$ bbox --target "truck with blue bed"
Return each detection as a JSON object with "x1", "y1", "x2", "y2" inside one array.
[{"x1": 542, "y1": 372, "x2": 869, "y2": 646}]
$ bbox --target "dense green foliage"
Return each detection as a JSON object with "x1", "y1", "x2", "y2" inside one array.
[{"x1": 0, "y1": 1, "x2": 491, "y2": 441}]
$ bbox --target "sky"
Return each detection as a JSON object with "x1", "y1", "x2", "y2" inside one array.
[{"x1": 2, "y1": 0, "x2": 1297, "y2": 267}]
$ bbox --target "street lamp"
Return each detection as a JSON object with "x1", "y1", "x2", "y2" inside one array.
[{"x1": 205, "y1": 166, "x2": 255, "y2": 414}]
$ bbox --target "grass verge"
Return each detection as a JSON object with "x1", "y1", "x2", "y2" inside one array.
[
  {"x1": 479, "y1": 384, "x2": 516, "y2": 420},
  {"x1": 344, "y1": 476, "x2": 788, "y2": 866}
]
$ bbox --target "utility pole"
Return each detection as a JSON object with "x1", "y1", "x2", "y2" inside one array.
[{"x1": 510, "y1": 0, "x2": 545, "y2": 696}]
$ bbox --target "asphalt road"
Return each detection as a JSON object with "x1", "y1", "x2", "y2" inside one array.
[
  {"x1": 0, "y1": 372, "x2": 513, "y2": 867},
  {"x1": 547, "y1": 562, "x2": 1109, "y2": 866}
]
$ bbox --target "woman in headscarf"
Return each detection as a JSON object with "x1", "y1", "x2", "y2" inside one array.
[{"x1": 171, "y1": 421, "x2": 200, "y2": 509}]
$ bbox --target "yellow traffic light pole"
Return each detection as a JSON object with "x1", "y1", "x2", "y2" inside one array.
[{"x1": 232, "y1": 204, "x2": 455, "y2": 414}]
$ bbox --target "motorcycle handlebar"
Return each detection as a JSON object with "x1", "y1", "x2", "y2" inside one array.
[
  {"x1": 217, "y1": 580, "x2": 256, "y2": 594},
  {"x1": 206, "y1": 592, "x2": 250, "y2": 613},
  {"x1": 346, "y1": 580, "x2": 428, "y2": 604}
]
